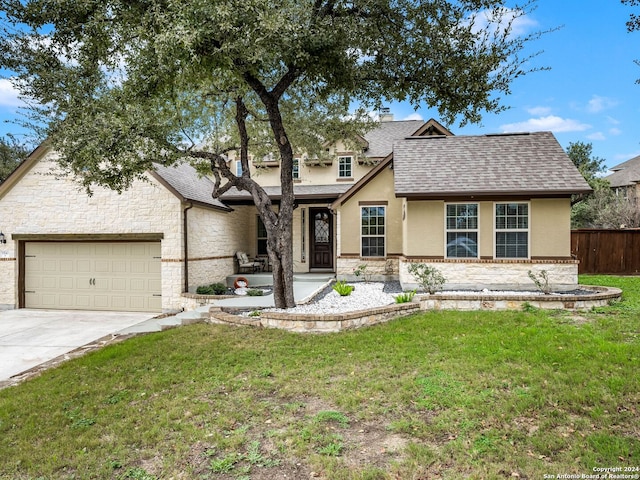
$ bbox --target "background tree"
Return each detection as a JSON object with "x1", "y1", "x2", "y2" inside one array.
[
  {"x1": 568, "y1": 141, "x2": 640, "y2": 228},
  {"x1": 0, "y1": 0, "x2": 542, "y2": 308},
  {"x1": 0, "y1": 135, "x2": 28, "y2": 182}
]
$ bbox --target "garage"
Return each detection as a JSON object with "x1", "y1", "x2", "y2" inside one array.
[{"x1": 22, "y1": 241, "x2": 162, "y2": 312}]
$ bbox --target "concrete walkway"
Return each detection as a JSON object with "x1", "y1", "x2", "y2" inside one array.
[
  {"x1": 217, "y1": 274, "x2": 333, "y2": 308},
  {"x1": 0, "y1": 309, "x2": 159, "y2": 383}
]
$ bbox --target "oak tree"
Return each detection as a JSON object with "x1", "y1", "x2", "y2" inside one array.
[{"x1": 1, "y1": 0, "x2": 541, "y2": 307}]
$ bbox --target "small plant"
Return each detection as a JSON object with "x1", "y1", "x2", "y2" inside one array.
[
  {"x1": 246, "y1": 288, "x2": 264, "y2": 296},
  {"x1": 395, "y1": 290, "x2": 416, "y2": 303},
  {"x1": 332, "y1": 280, "x2": 354, "y2": 296},
  {"x1": 521, "y1": 301, "x2": 539, "y2": 313},
  {"x1": 528, "y1": 269, "x2": 551, "y2": 294},
  {"x1": 196, "y1": 282, "x2": 228, "y2": 295},
  {"x1": 248, "y1": 310, "x2": 261, "y2": 317},
  {"x1": 407, "y1": 263, "x2": 446, "y2": 294},
  {"x1": 353, "y1": 264, "x2": 373, "y2": 282},
  {"x1": 314, "y1": 410, "x2": 350, "y2": 428}
]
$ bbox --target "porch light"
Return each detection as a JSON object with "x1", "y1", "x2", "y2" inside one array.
[{"x1": 0, "y1": 232, "x2": 5, "y2": 244}]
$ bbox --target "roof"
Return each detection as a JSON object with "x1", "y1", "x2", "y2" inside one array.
[
  {"x1": 362, "y1": 118, "x2": 452, "y2": 159},
  {"x1": 221, "y1": 183, "x2": 354, "y2": 203},
  {"x1": 605, "y1": 155, "x2": 640, "y2": 188},
  {"x1": 151, "y1": 163, "x2": 231, "y2": 210},
  {"x1": 393, "y1": 131, "x2": 592, "y2": 198}
]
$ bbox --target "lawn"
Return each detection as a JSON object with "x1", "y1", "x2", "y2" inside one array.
[{"x1": 0, "y1": 275, "x2": 639, "y2": 479}]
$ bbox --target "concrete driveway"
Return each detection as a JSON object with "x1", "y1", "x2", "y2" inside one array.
[{"x1": 0, "y1": 309, "x2": 158, "y2": 384}]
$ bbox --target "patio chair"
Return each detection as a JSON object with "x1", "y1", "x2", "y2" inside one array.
[{"x1": 235, "y1": 251, "x2": 263, "y2": 273}]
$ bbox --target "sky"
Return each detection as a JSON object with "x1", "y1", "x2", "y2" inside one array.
[
  {"x1": 387, "y1": 0, "x2": 640, "y2": 171},
  {"x1": 0, "y1": 0, "x2": 638, "y2": 171}
]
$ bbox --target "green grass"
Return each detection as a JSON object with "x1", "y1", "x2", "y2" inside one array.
[{"x1": 0, "y1": 275, "x2": 638, "y2": 479}]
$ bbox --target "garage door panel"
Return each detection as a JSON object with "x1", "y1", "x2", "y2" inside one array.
[{"x1": 25, "y1": 242, "x2": 162, "y2": 312}]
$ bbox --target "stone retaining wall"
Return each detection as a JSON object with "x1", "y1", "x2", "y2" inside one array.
[{"x1": 208, "y1": 303, "x2": 420, "y2": 333}]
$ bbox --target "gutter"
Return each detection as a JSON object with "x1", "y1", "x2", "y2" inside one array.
[{"x1": 183, "y1": 203, "x2": 193, "y2": 293}]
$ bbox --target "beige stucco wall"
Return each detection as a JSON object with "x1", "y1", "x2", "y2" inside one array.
[
  {"x1": 403, "y1": 198, "x2": 572, "y2": 258},
  {"x1": 0, "y1": 150, "x2": 242, "y2": 311},
  {"x1": 337, "y1": 167, "x2": 402, "y2": 256},
  {"x1": 530, "y1": 198, "x2": 571, "y2": 257}
]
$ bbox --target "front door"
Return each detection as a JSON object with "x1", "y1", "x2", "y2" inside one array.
[{"x1": 310, "y1": 208, "x2": 333, "y2": 270}]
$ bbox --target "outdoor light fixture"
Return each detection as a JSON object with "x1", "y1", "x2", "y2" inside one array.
[{"x1": 0, "y1": 232, "x2": 6, "y2": 244}]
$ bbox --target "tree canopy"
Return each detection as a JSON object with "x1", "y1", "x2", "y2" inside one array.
[
  {"x1": 0, "y1": 0, "x2": 543, "y2": 307},
  {"x1": 0, "y1": 135, "x2": 28, "y2": 182}
]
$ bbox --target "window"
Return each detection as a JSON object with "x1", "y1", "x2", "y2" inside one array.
[
  {"x1": 446, "y1": 203, "x2": 478, "y2": 258},
  {"x1": 338, "y1": 156, "x2": 352, "y2": 178},
  {"x1": 257, "y1": 217, "x2": 268, "y2": 255},
  {"x1": 361, "y1": 206, "x2": 385, "y2": 257},
  {"x1": 495, "y1": 203, "x2": 529, "y2": 258},
  {"x1": 235, "y1": 160, "x2": 243, "y2": 176},
  {"x1": 292, "y1": 157, "x2": 300, "y2": 179}
]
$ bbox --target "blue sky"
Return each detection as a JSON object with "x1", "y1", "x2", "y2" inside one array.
[
  {"x1": 389, "y1": 0, "x2": 640, "y2": 170},
  {"x1": 0, "y1": 0, "x2": 638, "y2": 170}
]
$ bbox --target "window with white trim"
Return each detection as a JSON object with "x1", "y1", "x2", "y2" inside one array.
[
  {"x1": 338, "y1": 156, "x2": 352, "y2": 178},
  {"x1": 495, "y1": 203, "x2": 529, "y2": 258},
  {"x1": 235, "y1": 160, "x2": 243, "y2": 176},
  {"x1": 292, "y1": 157, "x2": 300, "y2": 179},
  {"x1": 446, "y1": 203, "x2": 478, "y2": 258},
  {"x1": 361, "y1": 206, "x2": 385, "y2": 257}
]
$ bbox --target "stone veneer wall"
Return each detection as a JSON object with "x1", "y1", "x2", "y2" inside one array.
[
  {"x1": 336, "y1": 256, "x2": 399, "y2": 282},
  {"x1": 186, "y1": 206, "x2": 251, "y2": 291},
  {"x1": 399, "y1": 258, "x2": 580, "y2": 291},
  {"x1": 0, "y1": 152, "x2": 181, "y2": 311}
]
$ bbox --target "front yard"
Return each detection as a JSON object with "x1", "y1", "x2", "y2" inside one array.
[{"x1": 0, "y1": 275, "x2": 638, "y2": 479}]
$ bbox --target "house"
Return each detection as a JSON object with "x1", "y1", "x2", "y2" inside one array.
[
  {"x1": 0, "y1": 117, "x2": 590, "y2": 313},
  {"x1": 605, "y1": 155, "x2": 640, "y2": 202},
  {"x1": 331, "y1": 131, "x2": 592, "y2": 291}
]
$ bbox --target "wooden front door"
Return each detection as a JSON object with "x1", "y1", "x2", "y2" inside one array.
[{"x1": 310, "y1": 208, "x2": 333, "y2": 270}]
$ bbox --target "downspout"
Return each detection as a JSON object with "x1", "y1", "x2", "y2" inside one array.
[{"x1": 183, "y1": 203, "x2": 193, "y2": 293}]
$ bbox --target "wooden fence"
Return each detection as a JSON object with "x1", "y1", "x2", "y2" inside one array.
[{"x1": 571, "y1": 229, "x2": 640, "y2": 275}]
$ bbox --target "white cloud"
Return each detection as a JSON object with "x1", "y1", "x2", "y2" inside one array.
[
  {"x1": 606, "y1": 115, "x2": 621, "y2": 125},
  {"x1": 470, "y1": 7, "x2": 539, "y2": 38},
  {"x1": 402, "y1": 112, "x2": 423, "y2": 121},
  {"x1": 0, "y1": 79, "x2": 24, "y2": 107},
  {"x1": 609, "y1": 127, "x2": 622, "y2": 136},
  {"x1": 526, "y1": 106, "x2": 552, "y2": 116},
  {"x1": 586, "y1": 95, "x2": 618, "y2": 113},
  {"x1": 586, "y1": 132, "x2": 606, "y2": 141},
  {"x1": 500, "y1": 115, "x2": 591, "y2": 133}
]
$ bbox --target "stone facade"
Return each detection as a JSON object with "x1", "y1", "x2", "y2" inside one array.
[
  {"x1": 399, "y1": 258, "x2": 580, "y2": 292},
  {"x1": 0, "y1": 150, "x2": 240, "y2": 312}
]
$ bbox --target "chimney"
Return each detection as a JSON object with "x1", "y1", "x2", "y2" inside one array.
[{"x1": 379, "y1": 107, "x2": 394, "y2": 122}]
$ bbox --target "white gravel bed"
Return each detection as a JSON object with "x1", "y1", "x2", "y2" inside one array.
[{"x1": 266, "y1": 282, "x2": 396, "y2": 314}]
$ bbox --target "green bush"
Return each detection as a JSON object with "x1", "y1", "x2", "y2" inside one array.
[
  {"x1": 247, "y1": 288, "x2": 264, "y2": 296},
  {"x1": 196, "y1": 282, "x2": 228, "y2": 295},
  {"x1": 407, "y1": 263, "x2": 446, "y2": 294},
  {"x1": 332, "y1": 281, "x2": 354, "y2": 296}
]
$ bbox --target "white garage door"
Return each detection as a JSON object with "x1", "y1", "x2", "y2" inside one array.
[{"x1": 24, "y1": 242, "x2": 162, "y2": 312}]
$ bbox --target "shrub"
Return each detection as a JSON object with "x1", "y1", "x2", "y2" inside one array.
[
  {"x1": 407, "y1": 263, "x2": 446, "y2": 294},
  {"x1": 247, "y1": 288, "x2": 264, "y2": 296},
  {"x1": 196, "y1": 282, "x2": 228, "y2": 295},
  {"x1": 528, "y1": 269, "x2": 551, "y2": 294},
  {"x1": 395, "y1": 290, "x2": 416, "y2": 303},
  {"x1": 353, "y1": 264, "x2": 373, "y2": 282},
  {"x1": 332, "y1": 281, "x2": 354, "y2": 296}
]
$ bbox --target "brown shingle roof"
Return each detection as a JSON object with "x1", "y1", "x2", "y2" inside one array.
[
  {"x1": 152, "y1": 163, "x2": 231, "y2": 210},
  {"x1": 362, "y1": 120, "x2": 426, "y2": 158},
  {"x1": 393, "y1": 131, "x2": 591, "y2": 198},
  {"x1": 605, "y1": 155, "x2": 640, "y2": 188}
]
